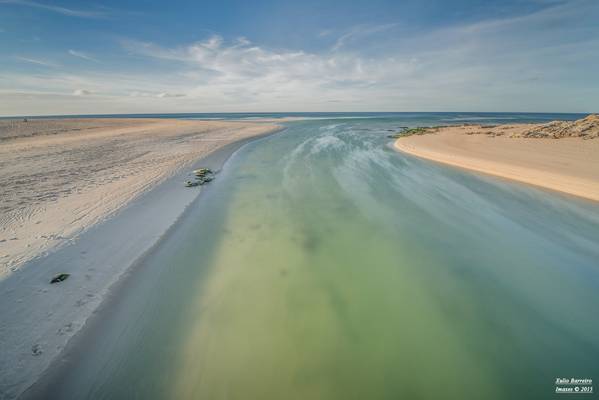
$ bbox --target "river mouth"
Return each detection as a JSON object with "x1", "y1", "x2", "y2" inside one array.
[{"x1": 26, "y1": 116, "x2": 599, "y2": 400}]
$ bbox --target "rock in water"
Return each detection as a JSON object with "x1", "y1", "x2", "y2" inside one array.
[{"x1": 50, "y1": 273, "x2": 70, "y2": 284}]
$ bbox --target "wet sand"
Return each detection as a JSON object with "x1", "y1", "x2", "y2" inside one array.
[
  {"x1": 394, "y1": 125, "x2": 599, "y2": 201},
  {"x1": 0, "y1": 118, "x2": 280, "y2": 276}
]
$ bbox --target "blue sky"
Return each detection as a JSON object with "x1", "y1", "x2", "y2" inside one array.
[{"x1": 0, "y1": 0, "x2": 598, "y2": 115}]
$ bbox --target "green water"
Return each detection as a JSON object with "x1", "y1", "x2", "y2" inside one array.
[{"x1": 44, "y1": 117, "x2": 599, "y2": 399}]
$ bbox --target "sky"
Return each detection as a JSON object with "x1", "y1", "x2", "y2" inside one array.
[{"x1": 0, "y1": 0, "x2": 598, "y2": 116}]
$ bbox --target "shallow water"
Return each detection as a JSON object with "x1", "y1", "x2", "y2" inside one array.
[{"x1": 41, "y1": 115, "x2": 599, "y2": 399}]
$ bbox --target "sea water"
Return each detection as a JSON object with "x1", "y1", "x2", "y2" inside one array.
[{"x1": 41, "y1": 114, "x2": 599, "y2": 400}]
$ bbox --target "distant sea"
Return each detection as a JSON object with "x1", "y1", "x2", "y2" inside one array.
[{"x1": 1, "y1": 111, "x2": 587, "y2": 125}]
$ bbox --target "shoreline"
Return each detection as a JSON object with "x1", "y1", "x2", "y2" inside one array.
[
  {"x1": 0, "y1": 118, "x2": 281, "y2": 276},
  {"x1": 0, "y1": 123, "x2": 285, "y2": 400},
  {"x1": 394, "y1": 125, "x2": 599, "y2": 202}
]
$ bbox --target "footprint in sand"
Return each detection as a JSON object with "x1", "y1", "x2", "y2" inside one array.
[{"x1": 57, "y1": 323, "x2": 74, "y2": 336}]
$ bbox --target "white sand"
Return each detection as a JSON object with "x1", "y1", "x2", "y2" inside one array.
[
  {"x1": 394, "y1": 125, "x2": 599, "y2": 202},
  {"x1": 0, "y1": 118, "x2": 280, "y2": 277}
]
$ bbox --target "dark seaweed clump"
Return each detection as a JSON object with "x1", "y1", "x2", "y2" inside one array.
[{"x1": 387, "y1": 127, "x2": 430, "y2": 139}]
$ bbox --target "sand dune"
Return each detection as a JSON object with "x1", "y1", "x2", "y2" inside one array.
[
  {"x1": 394, "y1": 117, "x2": 599, "y2": 201},
  {"x1": 0, "y1": 118, "x2": 280, "y2": 277}
]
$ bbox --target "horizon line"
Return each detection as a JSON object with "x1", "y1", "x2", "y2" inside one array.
[{"x1": 0, "y1": 111, "x2": 595, "y2": 119}]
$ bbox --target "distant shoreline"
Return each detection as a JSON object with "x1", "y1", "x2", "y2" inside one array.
[
  {"x1": 393, "y1": 116, "x2": 599, "y2": 202},
  {"x1": 0, "y1": 111, "x2": 590, "y2": 121}
]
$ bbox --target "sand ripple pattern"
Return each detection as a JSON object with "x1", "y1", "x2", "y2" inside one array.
[{"x1": 0, "y1": 118, "x2": 279, "y2": 277}]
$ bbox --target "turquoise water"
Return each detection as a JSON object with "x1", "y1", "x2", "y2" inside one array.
[{"x1": 42, "y1": 115, "x2": 599, "y2": 399}]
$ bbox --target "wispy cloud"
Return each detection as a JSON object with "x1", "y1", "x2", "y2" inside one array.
[
  {"x1": 0, "y1": 0, "x2": 106, "y2": 18},
  {"x1": 122, "y1": 35, "x2": 396, "y2": 88},
  {"x1": 129, "y1": 91, "x2": 186, "y2": 98},
  {"x1": 14, "y1": 55, "x2": 58, "y2": 67},
  {"x1": 332, "y1": 23, "x2": 399, "y2": 51},
  {"x1": 68, "y1": 50, "x2": 99, "y2": 62},
  {"x1": 157, "y1": 92, "x2": 185, "y2": 98},
  {"x1": 73, "y1": 89, "x2": 93, "y2": 96}
]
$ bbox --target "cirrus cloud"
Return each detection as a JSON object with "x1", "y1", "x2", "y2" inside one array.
[
  {"x1": 68, "y1": 50, "x2": 99, "y2": 62},
  {"x1": 73, "y1": 89, "x2": 92, "y2": 96}
]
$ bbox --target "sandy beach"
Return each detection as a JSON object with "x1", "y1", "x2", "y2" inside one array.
[
  {"x1": 0, "y1": 118, "x2": 280, "y2": 277},
  {"x1": 394, "y1": 117, "x2": 599, "y2": 202},
  {"x1": 0, "y1": 117, "x2": 282, "y2": 399}
]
